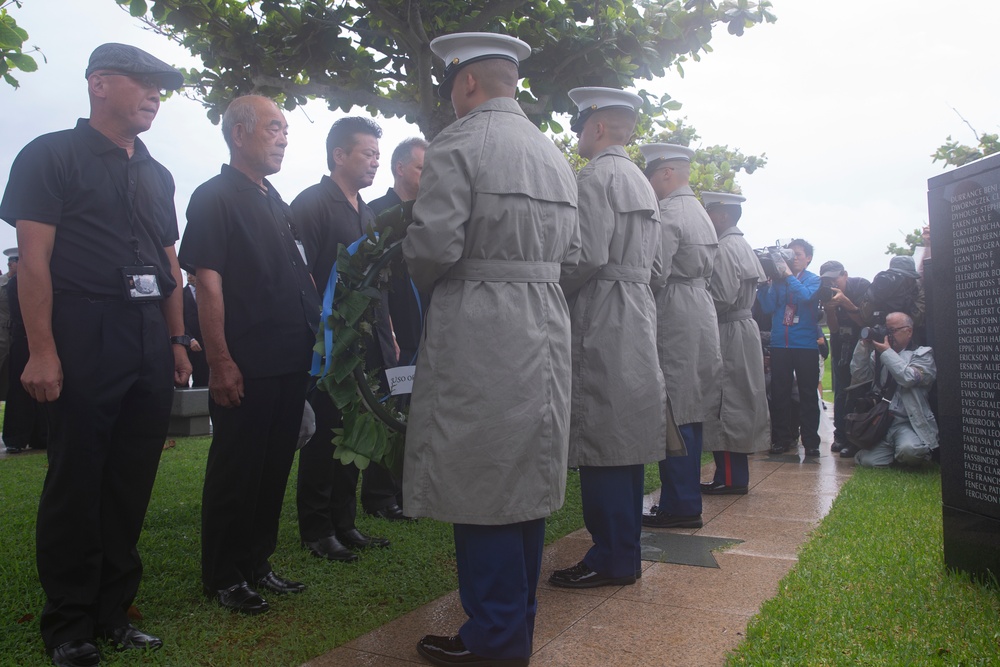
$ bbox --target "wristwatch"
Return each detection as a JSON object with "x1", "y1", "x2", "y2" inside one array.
[{"x1": 170, "y1": 335, "x2": 192, "y2": 349}]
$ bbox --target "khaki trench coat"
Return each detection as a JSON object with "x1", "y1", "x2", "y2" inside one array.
[
  {"x1": 653, "y1": 185, "x2": 722, "y2": 426},
  {"x1": 703, "y1": 226, "x2": 771, "y2": 453},
  {"x1": 401, "y1": 97, "x2": 580, "y2": 525},
  {"x1": 560, "y1": 146, "x2": 674, "y2": 467}
]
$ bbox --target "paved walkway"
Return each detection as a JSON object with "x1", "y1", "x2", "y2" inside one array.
[{"x1": 308, "y1": 407, "x2": 850, "y2": 667}]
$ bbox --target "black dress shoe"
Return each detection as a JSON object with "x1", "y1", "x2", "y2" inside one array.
[
  {"x1": 548, "y1": 561, "x2": 635, "y2": 589},
  {"x1": 255, "y1": 571, "x2": 306, "y2": 594},
  {"x1": 416, "y1": 634, "x2": 528, "y2": 666},
  {"x1": 50, "y1": 640, "x2": 101, "y2": 667},
  {"x1": 205, "y1": 582, "x2": 269, "y2": 615},
  {"x1": 336, "y1": 527, "x2": 390, "y2": 549},
  {"x1": 803, "y1": 446, "x2": 820, "y2": 457},
  {"x1": 700, "y1": 481, "x2": 748, "y2": 495},
  {"x1": 641, "y1": 510, "x2": 703, "y2": 528},
  {"x1": 303, "y1": 535, "x2": 360, "y2": 562},
  {"x1": 769, "y1": 443, "x2": 788, "y2": 454},
  {"x1": 100, "y1": 624, "x2": 162, "y2": 651},
  {"x1": 368, "y1": 503, "x2": 414, "y2": 521},
  {"x1": 840, "y1": 443, "x2": 859, "y2": 458}
]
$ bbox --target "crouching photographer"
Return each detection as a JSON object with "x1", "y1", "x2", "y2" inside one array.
[{"x1": 849, "y1": 312, "x2": 939, "y2": 467}]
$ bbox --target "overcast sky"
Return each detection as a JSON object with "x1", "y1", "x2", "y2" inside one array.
[{"x1": 2, "y1": 0, "x2": 997, "y2": 281}]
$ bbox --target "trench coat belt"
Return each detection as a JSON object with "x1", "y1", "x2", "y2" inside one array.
[
  {"x1": 717, "y1": 308, "x2": 753, "y2": 324},
  {"x1": 666, "y1": 276, "x2": 708, "y2": 288},
  {"x1": 444, "y1": 258, "x2": 561, "y2": 283},
  {"x1": 593, "y1": 264, "x2": 651, "y2": 283}
]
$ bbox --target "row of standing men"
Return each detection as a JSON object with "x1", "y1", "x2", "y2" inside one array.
[{"x1": 0, "y1": 34, "x2": 772, "y2": 667}]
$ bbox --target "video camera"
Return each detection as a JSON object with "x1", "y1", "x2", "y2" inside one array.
[{"x1": 753, "y1": 240, "x2": 795, "y2": 282}]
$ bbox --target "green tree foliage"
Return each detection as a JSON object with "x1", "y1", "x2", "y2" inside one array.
[
  {"x1": 117, "y1": 0, "x2": 775, "y2": 138},
  {"x1": 932, "y1": 133, "x2": 1000, "y2": 169},
  {"x1": 557, "y1": 118, "x2": 766, "y2": 196},
  {"x1": 885, "y1": 227, "x2": 923, "y2": 256},
  {"x1": 0, "y1": 1, "x2": 43, "y2": 88}
]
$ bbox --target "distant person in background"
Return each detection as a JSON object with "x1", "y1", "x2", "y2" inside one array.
[
  {"x1": 183, "y1": 271, "x2": 208, "y2": 387},
  {"x1": 819, "y1": 260, "x2": 870, "y2": 457},
  {"x1": 757, "y1": 239, "x2": 822, "y2": 456},
  {"x1": 364, "y1": 136, "x2": 430, "y2": 520},
  {"x1": 2, "y1": 248, "x2": 48, "y2": 454},
  {"x1": 700, "y1": 193, "x2": 770, "y2": 495},
  {"x1": 860, "y1": 254, "x2": 926, "y2": 344}
]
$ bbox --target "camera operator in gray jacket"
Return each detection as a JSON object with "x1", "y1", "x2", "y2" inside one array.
[{"x1": 850, "y1": 311, "x2": 938, "y2": 467}]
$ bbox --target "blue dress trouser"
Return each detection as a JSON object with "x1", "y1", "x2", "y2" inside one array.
[
  {"x1": 454, "y1": 519, "x2": 545, "y2": 660},
  {"x1": 712, "y1": 451, "x2": 749, "y2": 486},
  {"x1": 657, "y1": 422, "x2": 703, "y2": 516},
  {"x1": 580, "y1": 464, "x2": 644, "y2": 578}
]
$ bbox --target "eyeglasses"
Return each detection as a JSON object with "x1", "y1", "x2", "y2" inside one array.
[
  {"x1": 98, "y1": 71, "x2": 164, "y2": 93},
  {"x1": 887, "y1": 326, "x2": 912, "y2": 335}
]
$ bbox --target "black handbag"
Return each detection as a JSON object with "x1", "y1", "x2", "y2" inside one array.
[{"x1": 844, "y1": 356, "x2": 898, "y2": 450}]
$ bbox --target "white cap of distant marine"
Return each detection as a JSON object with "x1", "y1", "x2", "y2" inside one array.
[
  {"x1": 566, "y1": 87, "x2": 643, "y2": 133},
  {"x1": 701, "y1": 191, "x2": 746, "y2": 210},
  {"x1": 430, "y1": 32, "x2": 532, "y2": 99}
]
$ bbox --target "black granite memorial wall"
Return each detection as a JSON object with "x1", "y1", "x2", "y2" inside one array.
[{"x1": 928, "y1": 152, "x2": 1000, "y2": 583}]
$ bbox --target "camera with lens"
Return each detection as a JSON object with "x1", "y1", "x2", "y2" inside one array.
[
  {"x1": 753, "y1": 241, "x2": 795, "y2": 282},
  {"x1": 860, "y1": 324, "x2": 887, "y2": 344},
  {"x1": 815, "y1": 275, "x2": 835, "y2": 303}
]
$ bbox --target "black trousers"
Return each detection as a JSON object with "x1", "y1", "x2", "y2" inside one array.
[
  {"x1": 3, "y1": 331, "x2": 48, "y2": 449},
  {"x1": 769, "y1": 347, "x2": 821, "y2": 448},
  {"x1": 188, "y1": 349, "x2": 209, "y2": 388},
  {"x1": 296, "y1": 385, "x2": 400, "y2": 542},
  {"x1": 201, "y1": 372, "x2": 306, "y2": 590},
  {"x1": 38, "y1": 297, "x2": 173, "y2": 650},
  {"x1": 829, "y1": 333, "x2": 858, "y2": 443}
]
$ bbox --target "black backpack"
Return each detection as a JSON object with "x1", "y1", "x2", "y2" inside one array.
[{"x1": 865, "y1": 270, "x2": 918, "y2": 324}]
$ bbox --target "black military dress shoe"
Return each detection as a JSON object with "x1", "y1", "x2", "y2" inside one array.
[
  {"x1": 50, "y1": 640, "x2": 101, "y2": 667},
  {"x1": 101, "y1": 624, "x2": 163, "y2": 651},
  {"x1": 700, "y1": 481, "x2": 749, "y2": 495},
  {"x1": 205, "y1": 581, "x2": 269, "y2": 615},
  {"x1": 416, "y1": 634, "x2": 528, "y2": 666},
  {"x1": 641, "y1": 508, "x2": 703, "y2": 528},
  {"x1": 803, "y1": 446, "x2": 820, "y2": 457},
  {"x1": 368, "y1": 503, "x2": 414, "y2": 521},
  {"x1": 336, "y1": 527, "x2": 390, "y2": 549},
  {"x1": 303, "y1": 534, "x2": 360, "y2": 562},
  {"x1": 256, "y1": 571, "x2": 306, "y2": 595},
  {"x1": 769, "y1": 443, "x2": 789, "y2": 455},
  {"x1": 548, "y1": 561, "x2": 635, "y2": 589}
]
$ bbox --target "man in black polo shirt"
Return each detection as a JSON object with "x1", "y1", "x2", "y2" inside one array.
[
  {"x1": 0, "y1": 43, "x2": 191, "y2": 666},
  {"x1": 179, "y1": 95, "x2": 320, "y2": 615},
  {"x1": 293, "y1": 116, "x2": 395, "y2": 563}
]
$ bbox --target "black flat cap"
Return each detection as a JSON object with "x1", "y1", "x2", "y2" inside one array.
[{"x1": 85, "y1": 43, "x2": 184, "y2": 91}]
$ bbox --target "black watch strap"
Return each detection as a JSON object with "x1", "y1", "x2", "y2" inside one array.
[{"x1": 170, "y1": 335, "x2": 192, "y2": 349}]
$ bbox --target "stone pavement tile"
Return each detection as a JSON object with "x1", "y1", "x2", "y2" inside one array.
[
  {"x1": 304, "y1": 647, "x2": 421, "y2": 666},
  {"x1": 613, "y1": 553, "x2": 796, "y2": 616},
  {"x1": 751, "y1": 469, "x2": 851, "y2": 496},
  {"x1": 343, "y1": 591, "x2": 466, "y2": 661},
  {"x1": 698, "y1": 514, "x2": 816, "y2": 560},
  {"x1": 528, "y1": 597, "x2": 750, "y2": 667},
  {"x1": 723, "y1": 488, "x2": 836, "y2": 522}
]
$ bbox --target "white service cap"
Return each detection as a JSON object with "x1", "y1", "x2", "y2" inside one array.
[
  {"x1": 701, "y1": 191, "x2": 746, "y2": 209},
  {"x1": 567, "y1": 87, "x2": 642, "y2": 133},
  {"x1": 430, "y1": 32, "x2": 531, "y2": 99}
]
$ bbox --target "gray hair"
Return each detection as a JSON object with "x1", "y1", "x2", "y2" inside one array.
[
  {"x1": 221, "y1": 95, "x2": 267, "y2": 151},
  {"x1": 390, "y1": 137, "x2": 429, "y2": 174},
  {"x1": 888, "y1": 312, "x2": 914, "y2": 328}
]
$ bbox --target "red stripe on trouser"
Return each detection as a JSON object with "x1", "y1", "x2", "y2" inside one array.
[{"x1": 723, "y1": 451, "x2": 732, "y2": 486}]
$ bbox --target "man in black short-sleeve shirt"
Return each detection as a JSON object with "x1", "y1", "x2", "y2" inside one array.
[
  {"x1": 0, "y1": 43, "x2": 191, "y2": 665},
  {"x1": 179, "y1": 95, "x2": 320, "y2": 616}
]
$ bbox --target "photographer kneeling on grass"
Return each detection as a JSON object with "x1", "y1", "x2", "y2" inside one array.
[{"x1": 849, "y1": 312, "x2": 939, "y2": 467}]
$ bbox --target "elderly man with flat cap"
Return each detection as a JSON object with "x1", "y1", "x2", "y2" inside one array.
[
  {"x1": 639, "y1": 144, "x2": 722, "y2": 530},
  {"x1": 402, "y1": 31, "x2": 580, "y2": 667},
  {"x1": 700, "y1": 192, "x2": 770, "y2": 494},
  {"x1": 548, "y1": 87, "x2": 679, "y2": 590},
  {"x1": 0, "y1": 43, "x2": 190, "y2": 666}
]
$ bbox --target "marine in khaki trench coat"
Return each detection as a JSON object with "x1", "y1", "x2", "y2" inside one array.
[
  {"x1": 401, "y1": 97, "x2": 580, "y2": 526},
  {"x1": 653, "y1": 184, "x2": 722, "y2": 426},
  {"x1": 560, "y1": 144, "x2": 669, "y2": 468},
  {"x1": 703, "y1": 224, "x2": 771, "y2": 454}
]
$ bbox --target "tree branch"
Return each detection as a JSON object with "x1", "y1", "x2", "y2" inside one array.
[{"x1": 461, "y1": 0, "x2": 534, "y2": 32}]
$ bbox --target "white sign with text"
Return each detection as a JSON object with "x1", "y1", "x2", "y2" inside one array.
[{"x1": 385, "y1": 365, "x2": 416, "y2": 396}]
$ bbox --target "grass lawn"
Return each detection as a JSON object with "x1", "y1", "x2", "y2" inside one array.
[
  {"x1": 727, "y1": 466, "x2": 1000, "y2": 666},
  {"x1": 0, "y1": 437, "x2": 666, "y2": 666}
]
